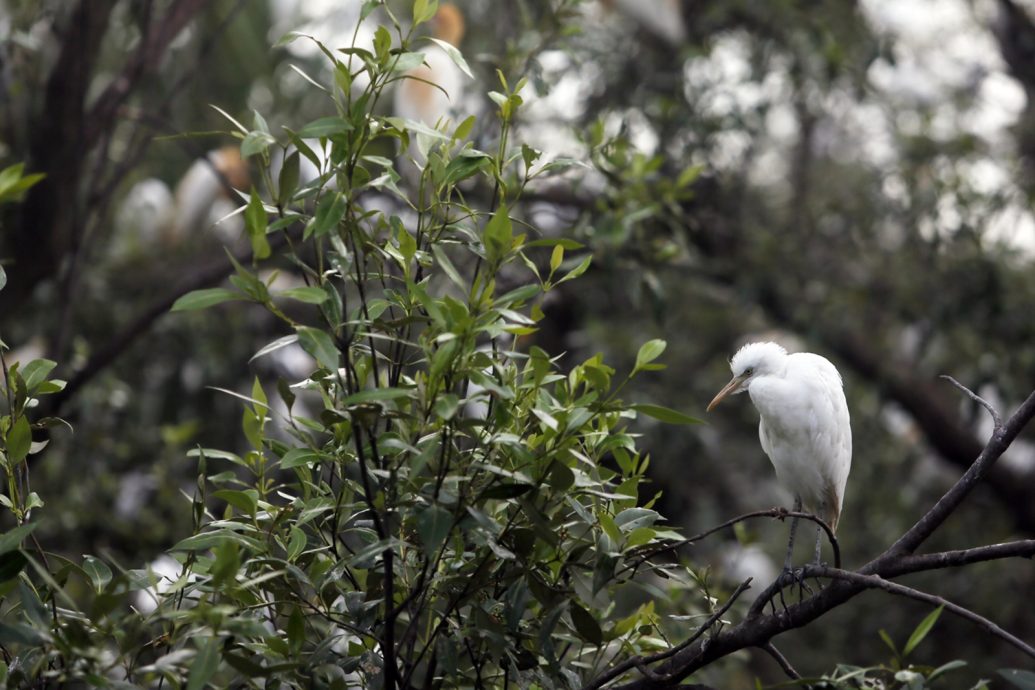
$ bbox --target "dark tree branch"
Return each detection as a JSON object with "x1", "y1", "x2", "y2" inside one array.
[
  {"x1": 625, "y1": 508, "x2": 840, "y2": 575},
  {"x1": 581, "y1": 579, "x2": 752, "y2": 690},
  {"x1": 4, "y1": 0, "x2": 117, "y2": 311},
  {"x1": 940, "y1": 375, "x2": 1003, "y2": 431},
  {"x1": 47, "y1": 227, "x2": 300, "y2": 415},
  {"x1": 758, "y1": 642, "x2": 800, "y2": 680},
  {"x1": 83, "y1": 0, "x2": 210, "y2": 149},
  {"x1": 809, "y1": 566, "x2": 1035, "y2": 661},
  {"x1": 886, "y1": 540, "x2": 1035, "y2": 576},
  {"x1": 874, "y1": 388, "x2": 1035, "y2": 562}
]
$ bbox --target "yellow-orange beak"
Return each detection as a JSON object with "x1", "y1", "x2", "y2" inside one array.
[{"x1": 707, "y1": 374, "x2": 747, "y2": 412}]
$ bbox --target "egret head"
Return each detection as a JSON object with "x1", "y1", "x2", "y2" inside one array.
[{"x1": 707, "y1": 341, "x2": 788, "y2": 412}]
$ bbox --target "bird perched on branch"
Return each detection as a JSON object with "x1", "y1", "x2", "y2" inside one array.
[{"x1": 707, "y1": 341, "x2": 851, "y2": 570}]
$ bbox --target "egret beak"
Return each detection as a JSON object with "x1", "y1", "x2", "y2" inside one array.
[{"x1": 707, "y1": 374, "x2": 747, "y2": 412}]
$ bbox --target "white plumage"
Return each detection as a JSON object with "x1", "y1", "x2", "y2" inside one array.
[{"x1": 708, "y1": 341, "x2": 852, "y2": 564}]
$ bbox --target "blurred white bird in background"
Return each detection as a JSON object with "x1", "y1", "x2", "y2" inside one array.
[
  {"x1": 707, "y1": 341, "x2": 852, "y2": 570},
  {"x1": 599, "y1": 0, "x2": 687, "y2": 47},
  {"x1": 115, "y1": 146, "x2": 250, "y2": 253},
  {"x1": 393, "y1": 3, "x2": 469, "y2": 165},
  {"x1": 171, "y1": 146, "x2": 250, "y2": 243}
]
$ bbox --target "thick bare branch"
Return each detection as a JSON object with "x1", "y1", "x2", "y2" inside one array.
[{"x1": 874, "y1": 389, "x2": 1035, "y2": 562}]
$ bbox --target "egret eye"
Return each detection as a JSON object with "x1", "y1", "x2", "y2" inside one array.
[{"x1": 744, "y1": 367, "x2": 754, "y2": 376}]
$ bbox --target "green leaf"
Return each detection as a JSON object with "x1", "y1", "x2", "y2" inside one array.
[
  {"x1": 241, "y1": 130, "x2": 275, "y2": 158},
  {"x1": 433, "y1": 393, "x2": 459, "y2": 420},
  {"x1": 82, "y1": 556, "x2": 113, "y2": 593},
  {"x1": 298, "y1": 116, "x2": 353, "y2": 139},
  {"x1": 483, "y1": 204, "x2": 513, "y2": 265},
  {"x1": 279, "y1": 287, "x2": 328, "y2": 304},
  {"x1": 417, "y1": 505, "x2": 452, "y2": 556},
  {"x1": 999, "y1": 669, "x2": 1035, "y2": 690},
  {"x1": 426, "y1": 37, "x2": 474, "y2": 78},
  {"x1": 878, "y1": 628, "x2": 898, "y2": 656},
  {"x1": 286, "y1": 527, "x2": 307, "y2": 562},
  {"x1": 442, "y1": 151, "x2": 490, "y2": 187},
  {"x1": 171, "y1": 288, "x2": 242, "y2": 312},
  {"x1": 245, "y1": 189, "x2": 270, "y2": 259},
  {"x1": 308, "y1": 191, "x2": 348, "y2": 238},
  {"x1": 569, "y1": 603, "x2": 603, "y2": 645},
  {"x1": 187, "y1": 637, "x2": 220, "y2": 690},
  {"x1": 212, "y1": 489, "x2": 258, "y2": 515},
  {"x1": 278, "y1": 151, "x2": 300, "y2": 205},
  {"x1": 432, "y1": 245, "x2": 466, "y2": 290},
  {"x1": 634, "y1": 339, "x2": 666, "y2": 371},
  {"x1": 249, "y1": 334, "x2": 299, "y2": 363},
  {"x1": 0, "y1": 523, "x2": 37, "y2": 556},
  {"x1": 0, "y1": 551, "x2": 27, "y2": 582},
  {"x1": 341, "y1": 388, "x2": 413, "y2": 406},
  {"x1": 903, "y1": 605, "x2": 943, "y2": 657},
  {"x1": 413, "y1": 0, "x2": 438, "y2": 25},
  {"x1": 549, "y1": 245, "x2": 564, "y2": 274},
  {"x1": 21, "y1": 359, "x2": 57, "y2": 392},
  {"x1": 454, "y1": 114, "x2": 476, "y2": 140},
  {"x1": 615, "y1": 508, "x2": 660, "y2": 531},
  {"x1": 555, "y1": 254, "x2": 592, "y2": 285},
  {"x1": 280, "y1": 448, "x2": 321, "y2": 469},
  {"x1": 296, "y1": 326, "x2": 339, "y2": 370},
  {"x1": 631, "y1": 403, "x2": 702, "y2": 425},
  {"x1": 7, "y1": 415, "x2": 31, "y2": 462},
  {"x1": 0, "y1": 265, "x2": 6, "y2": 292}
]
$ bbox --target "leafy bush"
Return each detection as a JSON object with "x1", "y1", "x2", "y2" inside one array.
[{"x1": 0, "y1": 8, "x2": 706, "y2": 688}]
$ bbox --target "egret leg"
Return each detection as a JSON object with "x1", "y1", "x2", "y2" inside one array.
[
  {"x1": 812, "y1": 524, "x2": 823, "y2": 565},
  {"x1": 782, "y1": 496, "x2": 802, "y2": 572}
]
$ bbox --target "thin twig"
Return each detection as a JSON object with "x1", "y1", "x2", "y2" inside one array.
[
  {"x1": 809, "y1": 566, "x2": 1035, "y2": 661},
  {"x1": 940, "y1": 375, "x2": 1002, "y2": 431},
  {"x1": 759, "y1": 641, "x2": 800, "y2": 680},
  {"x1": 625, "y1": 508, "x2": 840, "y2": 574}
]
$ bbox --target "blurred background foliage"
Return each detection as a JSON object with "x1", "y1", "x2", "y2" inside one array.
[{"x1": 1, "y1": 0, "x2": 1034, "y2": 685}]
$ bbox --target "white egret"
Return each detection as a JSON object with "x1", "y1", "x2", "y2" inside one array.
[{"x1": 707, "y1": 341, "x2": 851, "y2": 569}]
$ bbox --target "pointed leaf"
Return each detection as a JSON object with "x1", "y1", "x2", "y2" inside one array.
[
  {"x1": 428, "y1": 37, "x2": 473, "y2": 78},
  {"x1": 187, "y1": 637, "x2": 220, "y2": 690},
  {"x1": 82, "y1": 556, "x2": 113, "y2": 593},
  {"x1": 417, "y1": 505, "x2": 452, "y2": 556},
  {"x1": 171, "y1": 288, "x2": 243, "y2": 312},
  {"x1": 245, "y1": 189, "x2": 270, "y2": 259},
  {"x1": 569, "y1": 603, "x2": 603, "y2": 645},
  {"x1": 0, "y1": 523, "x2": 38, "y2": 555},
  {"x1": 631, "y1": 404, "x2": 702, "y2": 425},
  {"x1": 634, "y1": 339, "x2": 666, "y2": 371},
  {"x1": 7, "y1": 415, "x2": 31, "y2": 462},
  {"x1": 903, "y1": 605, "x2": 943, "y2": 657},
  {"x1": 296, "y1": 326, "x2": 339, "y2": 370}
]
